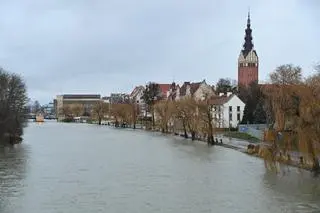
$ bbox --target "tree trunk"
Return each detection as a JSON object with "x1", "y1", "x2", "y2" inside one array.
[
  {"x1": 182, "y1": 120, "x2": 188, "y2": 138},
  {"x1": 207, "y1": 111, "x2": 214, "y2": 145},
  {"x1": 306, "y1": 139, "x2": 320, "y2": 174},
  {"x1": 152, "y1": 111, "x2": 155, "y2": 130},
  {"x1": 191, "y1": 131, "x2": 196, "y2": 141},
  {"x1": 98, "y1": 118, "x2": 102, "y2": 125}
]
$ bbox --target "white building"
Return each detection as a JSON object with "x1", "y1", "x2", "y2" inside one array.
[
  {"x1": 210, "y1": 93, "x2": 246, "y2": 128},
  {"x1": 130, "y1": 85, "x2": 148, "y2": 117}
]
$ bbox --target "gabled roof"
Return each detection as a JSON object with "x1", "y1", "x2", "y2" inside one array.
[
  {"x1": 130, "y1": 85, "x2": 144, "y2": 96},
  {"x1": 158, "y1": 84, "x2": 171, "y2": 96},
  {"x1": 179, "y1": 81, "x2": 203, "y2": 96},
  {"x1": 209, "y1": 94, "x2": 234, "y2": 105}
]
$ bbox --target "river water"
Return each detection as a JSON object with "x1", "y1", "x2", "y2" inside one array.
[{"x1": 1, "y1": 121, "x2": 320, "y2": 213}]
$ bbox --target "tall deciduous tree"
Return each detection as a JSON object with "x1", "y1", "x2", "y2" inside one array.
[
  {"x1": 0, "y1": 68, "x2": 28, "y2": 144},
  {"x1": 198, "y1": 96, "x2": 215, "y2": 144},
  {"x1": 32, "y1": 100, "x2": 41, "y2": 113},
  {"x1": 183, "y1": 97, "x2": 200, "y2": 141},
  {"x1": 142, "y1": 82, "x2": 162, "y2": 129},
  {"x1": 110, "y1": 104, "x2": 131, "y2": 127},
  {"x1": 153, "y1": 100, "x2": 174, "y2": 133},
  {"x1": 175, "y1": 99, "x2": 190, "y2": 138},
  {"x1": 92, "y1": 101, "x2": 109, "y2": 125},
  {"x1": 129, "y1": 98, "x2": 140, "y2": 129},
  {"x1": 215, "y1": 78, "x2": 237, "y2": 95},
  {"x1": 270, "y1": 64, "x2": 302, "y2": 85}
]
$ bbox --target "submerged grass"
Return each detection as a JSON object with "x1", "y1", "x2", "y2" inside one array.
[{"x1": 223, "y1": 131, "x2": 260, "y2": 143}]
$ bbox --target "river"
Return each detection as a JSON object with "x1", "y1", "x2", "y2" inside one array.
[{"x1": 1, "y1": 121, "x2": 320, "y2": 213}]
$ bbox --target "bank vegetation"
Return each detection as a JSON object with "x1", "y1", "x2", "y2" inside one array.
[{"x1": 0, "y1": 68, "x2": 28, "y2": 145}]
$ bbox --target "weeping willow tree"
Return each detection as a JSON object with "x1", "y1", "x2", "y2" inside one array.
[
  {"x1": 153, "y1": 100, "x2": 175, "y2": 133},
  {"x1": 295, "y1": 75, "x2": 320, "y2": 172},
  {"x1": 262, "y1": 64, "x2": 320, "y2": 173}
]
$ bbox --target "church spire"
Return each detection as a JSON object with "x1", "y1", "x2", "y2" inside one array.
[{"x1": 242, "y1": 10, "x2": 254, "y2": 57}]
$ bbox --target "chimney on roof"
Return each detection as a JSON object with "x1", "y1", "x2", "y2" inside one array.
[{"x1": 226, "y1": 92, "x2": 232, "y2": 97}]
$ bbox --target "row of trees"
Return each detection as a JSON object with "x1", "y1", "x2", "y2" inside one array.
[
  {"x1": 0, "y1": 68, "x2": 28, "y2": 145},
  {"x1": 108, "y1": 95, "x2": 218, "y2": 143}
]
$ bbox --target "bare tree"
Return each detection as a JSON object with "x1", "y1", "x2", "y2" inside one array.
[
  {"x1": 179, "y1": 97, "x2": 200, "y2": 141},
  {"x1": 270, "y1": 64, "x2": 302, "y2": 85},
  {"x1": 110, "y1": 104, "x2": 131, "y2": 127},
  {"x1": 198, "y1": 93, "x2": 216, "y2": 145},
  {"x1": 70, "y1": 104, "x2": 84, "y2": 117},
  {"x1": 175, "y1": 99, "x2": 190, "y2": 138},
  {"x1": 153, "y1": 100, "x2": 174, "y2": 133},
  {"x1": 61, "y1": 105, "x2": 72, "y2": 118},
  {"x1": 92, "y1": 101, "x2": 109, "y2": 125},
  {"x1": 32, "y1": 100, "x2": 41, "y2": 113},
  {"x1": 129, "y1": 98, "x2": 140, "y2": 129},
  {"x1": 0, "y1": 68, "x2": 28, "y2": 145}
]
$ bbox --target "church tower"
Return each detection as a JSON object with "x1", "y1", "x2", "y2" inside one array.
[{"x1": 238, "y1": 12, "x2": 258, "y2": 87}]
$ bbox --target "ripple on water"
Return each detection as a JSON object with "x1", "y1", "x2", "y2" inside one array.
[{"x1": 1, "y1": 122, "x2": 320, "y2": 213}]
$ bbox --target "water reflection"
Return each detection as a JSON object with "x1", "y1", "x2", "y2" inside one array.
[
  {"x1": 0, "y1": 144, "x2": 30, "y2": 213},
  {"x1": 262, "y1": 169, "x2": 320, "y2": 212}
]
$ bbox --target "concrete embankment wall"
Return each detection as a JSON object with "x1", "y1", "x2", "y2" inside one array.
[{"x1": 238, "y1": 124, "x2": 267, "y2": 140}]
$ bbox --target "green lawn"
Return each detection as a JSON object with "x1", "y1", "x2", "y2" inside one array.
[{"x1": 223, "y1": 132, "x2": 260, "y2": 143}]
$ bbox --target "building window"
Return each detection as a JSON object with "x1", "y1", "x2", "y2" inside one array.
[
  {"x1": 229, "y1": 106, "x2": 232, "y2": 112},
  {"x1": 229, "y1": 113, "x2": 232, "y2": 121},
  {"x1": 237, "y1": 113, "x2": 241, "y2": 121},
  {"x1": 237, "y1": 106, "x2": 240, "y2": 112}
]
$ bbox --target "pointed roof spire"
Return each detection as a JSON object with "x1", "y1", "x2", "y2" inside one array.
[
  {"x1": 247, "y1": 8, "x2": 250, "y2": 25},
  {"x1": 242, "y1": 9, "x2": 254, "y2": 58}
]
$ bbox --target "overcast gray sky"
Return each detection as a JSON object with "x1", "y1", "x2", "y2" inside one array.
[{"x1": 0, "y1": 0, "x2": 319, "y2": 104}]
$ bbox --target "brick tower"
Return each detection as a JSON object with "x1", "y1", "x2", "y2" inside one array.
[{"x1": 238, "y1": 12, "x2": 258, "y2": 87}]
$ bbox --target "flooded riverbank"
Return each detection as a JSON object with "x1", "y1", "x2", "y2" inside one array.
[{"x1": 1, "y1": 122, "x2": 319, "y2": 213}]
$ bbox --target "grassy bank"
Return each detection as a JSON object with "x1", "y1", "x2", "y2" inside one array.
[{"x1": 223, "y1": 131, "x2": 260, "y2": 143}]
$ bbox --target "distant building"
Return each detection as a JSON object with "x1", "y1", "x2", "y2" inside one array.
[
  {"x1": 130, "y1": 86, "x2": 147, "y2": 117},
  {"x1": 158, "y1": 84, "x2": 171, "y2": 99},
  {"x1": 107, "y1": 93, "x2": 130, "y2": 104},
  {"x1": 168, "y1": 80, "x2": 214, "y2": 101},
  {"x1": 209, "y1": 93, "x2": 246, "y2": 128},
  {"x1": 56, "y1": 94, "x2": 101, "y2": 120},
  {"x1": 238, "y1": 12, "x2": 259, "y2": 88},
  {"x1": 53, "y1": 99, "x2": 57, "y2": 116}
]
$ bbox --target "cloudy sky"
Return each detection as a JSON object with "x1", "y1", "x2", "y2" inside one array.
[{"x1": 0, "y1": 0, "x2": 319, "y2": 104}]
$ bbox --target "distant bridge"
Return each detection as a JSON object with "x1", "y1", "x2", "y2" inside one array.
[{"x1": 27, "y1": 113, "x2": 56, "y2": 120}]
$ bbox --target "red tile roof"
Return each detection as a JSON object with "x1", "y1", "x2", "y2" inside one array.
[{"x1": 158, "y1": 84, "x2": 171, "y2": 96}]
